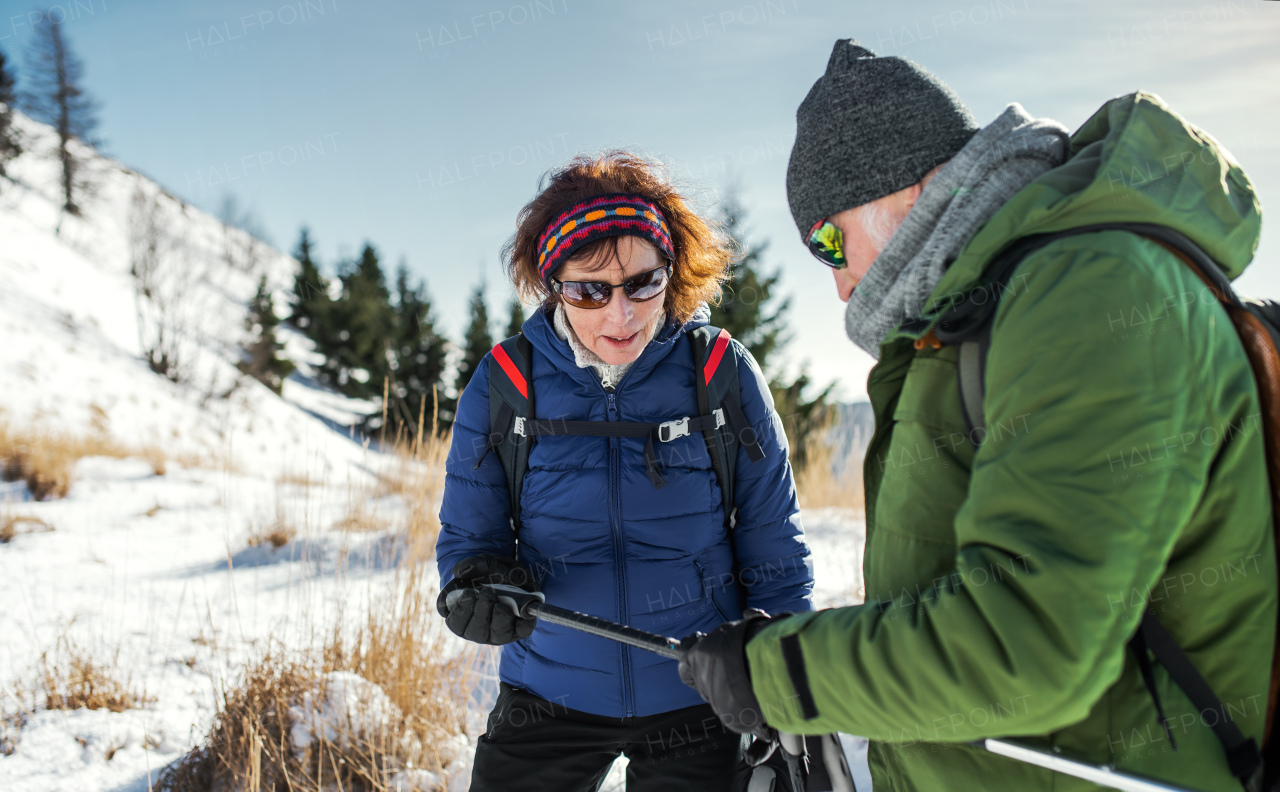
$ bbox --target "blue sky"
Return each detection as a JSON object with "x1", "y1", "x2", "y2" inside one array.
[{"x1": 4, "y1": 0, "x2": 1278, "y2": 399}]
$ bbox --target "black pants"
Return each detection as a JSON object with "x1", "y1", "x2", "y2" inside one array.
[{"x1": 470, "y1": 683, "x2": 742, "y2": 792}]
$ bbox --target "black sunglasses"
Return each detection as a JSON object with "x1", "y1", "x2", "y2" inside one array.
[{"x1": 551, "y1": 265, "x2": 672, "y2": 310}]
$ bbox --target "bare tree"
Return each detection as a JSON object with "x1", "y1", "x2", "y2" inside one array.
[
  {"x1": 129, "y1": 187, "x2": 246, "y2": 403},
  {"x1": 22, "y1": 16, "x2": 97, "y2": 215},
  {"x1": 129, "y1": 187, "x2": 192, "y2": 382}
]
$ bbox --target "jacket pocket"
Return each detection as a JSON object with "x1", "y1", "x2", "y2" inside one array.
[{"x1": 695, "y1": 559, "x2": 733, "y2": 622}]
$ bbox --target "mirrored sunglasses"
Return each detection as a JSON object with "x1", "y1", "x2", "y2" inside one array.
[
  {"x1": 806, "y1": 220, "x2": 846, "y2": 270},
  {"x1": 552, "y1": 265, "x2": 672, "y2": 310}
]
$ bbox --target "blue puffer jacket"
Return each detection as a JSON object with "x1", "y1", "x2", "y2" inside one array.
[{"x1": 436, "y1": 304, "x2": 814, "y2": 718}]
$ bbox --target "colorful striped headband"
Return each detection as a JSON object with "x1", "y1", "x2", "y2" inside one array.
[{"x1": 537, "y1": 193, "x2": 675, "y2": 284}]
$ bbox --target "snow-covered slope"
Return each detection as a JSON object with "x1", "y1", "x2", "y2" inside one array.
[{"x1": 0, "y1": 111, "x2": 373, "y2": 481}]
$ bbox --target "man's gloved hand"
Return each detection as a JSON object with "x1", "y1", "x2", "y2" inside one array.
[
  {"x1": 678, "y1": 608, "x2": 776, "y2": 739},
  {"x1": 435, "y1": 554, "x2": 540, "y2": 645}
]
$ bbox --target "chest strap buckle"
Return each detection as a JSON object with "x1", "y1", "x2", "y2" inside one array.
[{"x1": 657, "y1": 417, "x2": 690, "y2": 442}]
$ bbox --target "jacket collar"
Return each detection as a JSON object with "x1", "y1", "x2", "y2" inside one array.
[{"x1": 521, "y1": 303, "x2": 710, "y2": 392}]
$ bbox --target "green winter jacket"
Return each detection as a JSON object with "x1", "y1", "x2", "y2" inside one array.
[{"x1": 748, "y1": 92, "x2": 1275, "y2": 792}]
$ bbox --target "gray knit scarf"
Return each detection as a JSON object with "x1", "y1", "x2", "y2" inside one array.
[{"x1": 845, "y1": 103, "x2": 1071, "y2": 357}]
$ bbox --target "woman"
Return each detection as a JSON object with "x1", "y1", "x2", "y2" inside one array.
[{"x1": 435, "y1": 151, "x2": 813, "y2": 792}]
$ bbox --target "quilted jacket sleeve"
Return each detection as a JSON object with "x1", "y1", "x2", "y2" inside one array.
[
  {"x1": 436, "y1": 356, "x2": 517, "y2": 588},
  {"x1": 727, "y1": 340, "x2": 815, "y2": 615}
]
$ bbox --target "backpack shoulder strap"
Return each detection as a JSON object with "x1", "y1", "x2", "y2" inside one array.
[
  {"x1": 1134, "y1": 612, "x2": 1262, "y2": 784},
  {"x1": 690, "y1": 326, "x2": 765, "y2": 529},
  {"x1": 936, "y1": 228, "x2": 1088, "y2": 445},
  {"x1": 938, "y1": 222, "x2": 1210, "y2": 447},
  {"x1": 482, "y1": 333, "x2": 534, "y2": 537}
]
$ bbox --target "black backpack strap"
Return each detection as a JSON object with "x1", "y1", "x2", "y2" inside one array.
[
  {"x1": 936, "y1": 229, "x2": 1089, "y2": 446},
  {"x1": 940, "y1": 221, "x2": 1248, "y2": 448},
  {"x1": 691, "y1": 327, "x2": 735, "y2": 527},
  {"x1": 518, "y1": 416, "x2": 708, "y2": 489},
  {"x1": 956, "y1": 330, "x2": 990, "y2": 442},
  {"x1": 1139, "y1": 613, "x2": 1262, "y2": 784},
  {"x1": 479, "y1": 334, "x2": 534, "y2": 536},
  {"x1": 690, "y1": 327, "x2": 764, "y2": 529},
  {"x1": 938, "y1": 221, "x2": 1266, "y2": 786},
  {"x1": 1128, "y1": 616, "x2": 1180, "y2": 751}
]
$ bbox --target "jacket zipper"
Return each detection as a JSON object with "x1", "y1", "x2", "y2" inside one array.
[
  {"x1": 597, "y1": 332, "x2": 671, "y2": 718},
  {"x1": 604, "y1": 388, "x2": 634, "y2": 717}
]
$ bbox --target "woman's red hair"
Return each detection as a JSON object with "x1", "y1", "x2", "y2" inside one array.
[{"x1": 502, "y1": 151, "x2": 732, "y2": 325}]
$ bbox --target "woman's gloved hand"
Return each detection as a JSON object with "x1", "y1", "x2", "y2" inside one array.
[{"x1": 436, "y1": 555, "x2": 540, "y2": 645}]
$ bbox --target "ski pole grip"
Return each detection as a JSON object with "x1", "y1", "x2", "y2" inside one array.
[
  {"x1": 443, "y1": 583, "x2": 545, "y2": 618},
  {"x1": 483, "y1": 583, "x2": 545, "y2": 618}
]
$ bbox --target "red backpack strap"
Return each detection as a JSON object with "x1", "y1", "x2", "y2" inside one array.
[
  {"x1": 478, "y1": 334, "x2": 534, "y2": 535},
  {"x1": 703, "y1": 328, "x2": 765, "y2": 465},
  {"x1": 691, "y1": 327, "x2": 765, "y2": 530}
]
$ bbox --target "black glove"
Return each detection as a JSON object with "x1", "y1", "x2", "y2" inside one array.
[
  {"x1": 436, "y1": 555, "x2": 540, "y2": 645},
  {"x1": 678, "y1": 608, "x2": 775, "y2": 739}
]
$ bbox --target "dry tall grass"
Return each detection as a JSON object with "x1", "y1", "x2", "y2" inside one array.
[
  {"x1": 0, "y1": 512, "x2": 55, "y2": 543},
  {"x1": 0, "y1": 419, "x2": 172, "y2": 501},
  {"x1": 246, "y1": 496, "x2": 298, "y2": 549},
  {"x1": 0, "y1": 632, "x2": 153, "y2": 744},
  {"x1": 0, "y1": 712, "x2": 22, "y2": 756},
  {"x1": 334, "y1": 493, "x2": 392, "y2": 535},
  {"x1": 794, "y1": 428, "x2": 865, "y2": 514},
  {"x1": 38, "y1": 635, "x2": 153, "y2": 713},
  {"x1": 157, "y1": 569, "x2": 477, "y2": 792},
  {"x1": 369, "y1": 412, "x2": 451, "y2": 560}
]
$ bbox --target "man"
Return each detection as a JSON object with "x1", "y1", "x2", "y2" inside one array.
[{"x1": 679, "y1": 39, "x2": 1275, "y2": 792}]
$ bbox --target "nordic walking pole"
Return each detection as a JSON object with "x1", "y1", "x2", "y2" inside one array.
[
  {"x1": 444, "y1": 586, "x2": 685, "y2": 658},
  {"x1": 462, "y1": 585, "x2": 1205, "y2": 792},
  {"x1": 482, "y1": 587, "x2": 686, "y2": 658},
  {"x1": 977, "y1": 739, "x2": 1204, "y2": 792},
  {"x1": 451, "y1": 584, "x2": 836, "y2": 790}
]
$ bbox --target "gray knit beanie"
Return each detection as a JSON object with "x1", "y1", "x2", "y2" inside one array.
[{"x1": 787, "y1": 39, "x2": 980, "y2": 237}]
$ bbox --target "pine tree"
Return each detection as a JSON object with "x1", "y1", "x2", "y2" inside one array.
[
  {"x1": 22, "y1": 17, "x2": 97, "y2": 215},
  {"x1": 290, "y1": 228, "x2": 329, "y2": 332},
  {"x1": 712, "y1": 190, "x2": 833, "y2": 471},
  {"x1": 0, "y1": 46, "x2": 20, "y2": 179},
  {"x1": 504, "y1": 296, "x2": 525, "y2": 339},
  {"x1": 322, "y1": 243, "x2": 396, "y2": 400},
  {"x1": 455, "y1": 284, "x2": 492, "y2": 397},
  {"x1": 770, "y1": 369, "x2": 835, "y2": 472},
  {"x1": 709, "y1": 192, "x2": 788, "y2": 368},
  {"x1": 239, "y1": 275, "x2": 295, "y2": 394},
  {"x1": 392, "y1": 264, "x2": 449, "y2": 434}
]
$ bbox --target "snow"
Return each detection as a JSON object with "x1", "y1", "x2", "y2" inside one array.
[
  {"x1": 0, "y1": 111, "x2": 873, "y2": 792},
  {"x1": 289, "y1": 672, "x2": 406, "y2": 753},
  {"x1": 0, "y1": 455, "x2": 416, "y2": 791}
]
